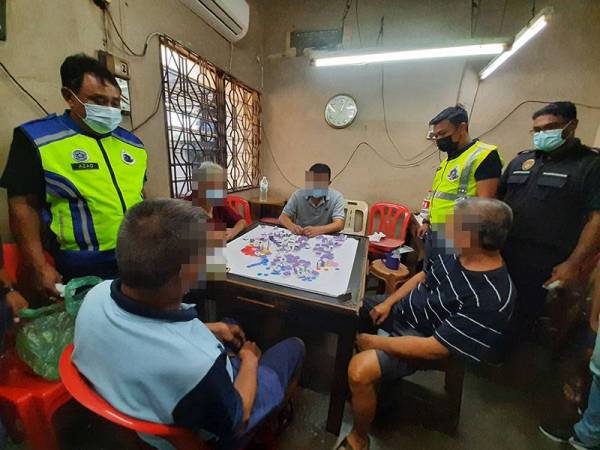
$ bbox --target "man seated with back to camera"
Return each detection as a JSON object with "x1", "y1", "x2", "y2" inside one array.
[
  {"x1": 338, "y1": 198, "x2": 516, "y2": 450},
  {"x1": 72, "y1": 199, "x2": 305, "y2": 449},
  {"x1": 279, "y1": 163, "x2": 345, "y2": 237}
]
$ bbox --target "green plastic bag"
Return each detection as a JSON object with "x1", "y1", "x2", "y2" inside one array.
[{"x1": 15, "y1": 276, "x2": 102, "y2": 380}]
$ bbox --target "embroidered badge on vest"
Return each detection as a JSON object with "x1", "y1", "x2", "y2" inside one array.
[
  {"x1": 72, "y1": 149, "x2": 89, "y2": 162},
  {"x1": 447, "y1": 166, "x2": 460, "y2": 182},
  {"x1": 121, "y1": 150, "x2": 135, "y2": 165},
  {"x1": 522, "y1": 158, "x2": 535, "y2": 170}
]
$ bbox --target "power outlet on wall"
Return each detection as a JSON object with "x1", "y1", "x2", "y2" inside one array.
[{"x1": 98, "y1": 51, "x2": 130, "y2": 79}]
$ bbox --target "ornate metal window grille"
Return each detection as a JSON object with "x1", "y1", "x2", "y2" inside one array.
[{"x1": 160, "y1": 36, "x2": 261, "y2": 198}]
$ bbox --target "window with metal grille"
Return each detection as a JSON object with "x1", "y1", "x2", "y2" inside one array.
[{"x1": 159, "y1": 36, "x2": 261, "y2": 198}]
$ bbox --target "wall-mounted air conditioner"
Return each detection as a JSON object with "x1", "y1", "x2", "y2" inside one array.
[{"x1": 179, "y1": 0, "x2": 249, "y2": 42}]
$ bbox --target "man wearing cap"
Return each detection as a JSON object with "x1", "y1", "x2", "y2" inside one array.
[
  {"x1": 498, "y1": 101, "x2": 600, "y2": 337},
  {"x1": 418, "y1": 105, "x2": 503, "y2": 244}
]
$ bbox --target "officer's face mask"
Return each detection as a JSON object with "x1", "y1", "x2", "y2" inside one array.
[
  {"x1": 436, "y1": 136, "x2": 459, "y2": 153},
  {"x1": 69, "y1": 90, "x2": 122, "y2": 134},
  {"x1": 533, "y1": 122, "x2": 572, "y2": 153}
]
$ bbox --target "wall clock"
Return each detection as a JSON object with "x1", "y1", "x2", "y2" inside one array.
[{"x1": 324, "y1": 94, "x2": 358, "y2": 129}]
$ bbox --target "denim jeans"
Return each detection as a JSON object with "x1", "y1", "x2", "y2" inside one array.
[{"x1": 575, "y1": 374, "x2": 600, "y2": 447}]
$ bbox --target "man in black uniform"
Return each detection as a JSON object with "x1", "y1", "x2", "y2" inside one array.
[{"x1": 498, "y1": 101, "x2": 600, "y2": 337}]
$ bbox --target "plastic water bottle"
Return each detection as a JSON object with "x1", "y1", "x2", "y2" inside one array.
[{"x1": 259, "y1": 176, "x2": 269, "y2": 202}]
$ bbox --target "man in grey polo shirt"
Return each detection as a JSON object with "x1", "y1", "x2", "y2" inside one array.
[{"x1": 279, "y1": 163, "x2": 345, "y2": 238}]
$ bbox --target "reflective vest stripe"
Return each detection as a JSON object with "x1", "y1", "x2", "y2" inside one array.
[
  {"x1": 457, "y1": 147, "x2": 485, "y2": 196},
  {"x1": 44, "y1": 171, "x2": 99, "y2": 251},
  {"x1": 433, "y1": 191, "x2": 460, "y2": 201},
  {"x1": 34, "y1": 129, "x2": 77, "y2": 147}
]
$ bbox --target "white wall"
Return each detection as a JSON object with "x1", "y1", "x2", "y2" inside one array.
[{"x1": 259, "y1": 0, "x2": 600, "y2": 210}]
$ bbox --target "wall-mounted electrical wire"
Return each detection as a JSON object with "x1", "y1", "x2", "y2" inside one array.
[{"x1": 0, "y1": 61, "x2": 49, "y2": 115}]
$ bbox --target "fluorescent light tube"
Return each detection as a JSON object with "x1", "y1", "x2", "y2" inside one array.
[
  {"x1": 480, "y1": 9, "x2": 551, "y2": 80},
  {"x1": 313, "y1": 43, "x2": 506, "y2": 67}
]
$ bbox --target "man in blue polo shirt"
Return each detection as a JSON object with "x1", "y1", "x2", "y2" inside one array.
[
  {"x1": 279, "y1": 163, "x2": 345, "y2": 238},
  {"x1": 337, "y1": 198, "x2": 515, "y2": 450},
  {"x1": 73, "y1": 199, "x2": 305, "y2": 449}
]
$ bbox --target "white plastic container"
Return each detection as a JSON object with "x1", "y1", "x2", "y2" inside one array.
[{"x1": 259, "y1": 176, "x2": 269, "y2": 202}]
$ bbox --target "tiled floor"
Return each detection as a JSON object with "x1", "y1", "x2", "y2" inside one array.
[{"x1": 3, "y1": 337, "x2": 570, "y2": 450}]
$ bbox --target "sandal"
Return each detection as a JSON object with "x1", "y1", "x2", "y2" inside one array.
[{"x1": 334, "y1": 435, "x2": 370, "y2": 450}]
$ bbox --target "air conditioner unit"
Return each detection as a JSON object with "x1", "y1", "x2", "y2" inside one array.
[{"x1": 179, "y1": 0, "x2": 249, "y2": 42}]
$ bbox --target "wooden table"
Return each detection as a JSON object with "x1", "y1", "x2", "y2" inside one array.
[
  {"x1": 247, "y1": 196, "x2": 287, "y2": 220},
  {"x1": 208, "y1": 223, "x2": 368, "y2": 435}
]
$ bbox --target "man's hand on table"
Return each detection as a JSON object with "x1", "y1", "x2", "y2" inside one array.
[
  {"x1": 369, "y1": 301, "x2": 392, "y2": 325},
  {"x1": 303, "y1": 226, "x2": 324, "y2": 238},
  {"x1": 289, "y1": 223, "x2": 304, "y2": 235},
  {"x1": 211, "y1": 322, "x2": 246, "y2": 351}
]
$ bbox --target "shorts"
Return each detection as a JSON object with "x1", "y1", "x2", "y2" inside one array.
[{"x1": 361, "y1": 295, "x2": 425, "y2": 381}]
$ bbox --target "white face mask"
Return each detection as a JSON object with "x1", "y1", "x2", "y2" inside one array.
[{"x1": 69, "y1": 89, "x2": 122, "y2": 134}]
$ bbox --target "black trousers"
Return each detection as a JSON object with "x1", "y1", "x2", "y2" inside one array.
[{"x1": 502, "y1": 238, "x2": 565, "y2": 336}]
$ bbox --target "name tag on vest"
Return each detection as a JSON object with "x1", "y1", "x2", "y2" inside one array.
[{"x1": 71, "y1": 162, "x2": 99, "y2": 171}]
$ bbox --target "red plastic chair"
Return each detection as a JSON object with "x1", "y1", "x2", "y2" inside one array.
[
  {"x1": 3, "y1": 243, "x2": 55, "y2": 285},
  {"x1": 0, "y1": 243, "x2": 67, "y2": 450},
  {"x1": 366, "y1": 202, "x2": 411, "y2": 254},
  {"x1": 0, "y1": 348, "x2": 71, "y2": 450},
  {"x1": 59, "y1": 345, "x2": 210, "y2": 450},
  {"x1": 226, "y1": 195, "x2": 253, "y2": 225}
]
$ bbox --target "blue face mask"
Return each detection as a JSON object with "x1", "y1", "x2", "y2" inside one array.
[
  {"x1": 71, "y1": 90, "x2": 122, "y2": 134},
  {"x1": 308, "y1": 189, "x2": 328, "y2": 198},
  {"x1": 206, "y1": 189, "x2": 226, "y2": 199},
  {"x1": 533, "y1": 125, "x2": 570, "y2": 153},
  {"x1": 206, "y1": 189, "x2": 226, "y2": 205}
]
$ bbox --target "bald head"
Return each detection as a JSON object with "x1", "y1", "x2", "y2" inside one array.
[{"x1": 454, "y1": 198, "x2": 513, "y2": 251}]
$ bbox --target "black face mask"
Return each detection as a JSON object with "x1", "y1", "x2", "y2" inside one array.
[{"x1": 436, "y1": 135, "x2": 459, "y2": 153}]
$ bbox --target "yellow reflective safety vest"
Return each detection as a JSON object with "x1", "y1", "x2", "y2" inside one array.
[
  {"x1": 429, "y1": 140, "x2": 501, "y2": 224},
  {"x1": 20, "y1": 112, "x2": 147, "y2": 264}
]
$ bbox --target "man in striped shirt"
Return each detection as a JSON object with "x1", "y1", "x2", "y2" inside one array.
[{"x1": 338, "y1": 198, "x2": 515, "y2": 450}]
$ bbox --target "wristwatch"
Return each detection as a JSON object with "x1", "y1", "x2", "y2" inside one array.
[{"x1": 0, "y1": 286, "x2": 15, "y2": 297}]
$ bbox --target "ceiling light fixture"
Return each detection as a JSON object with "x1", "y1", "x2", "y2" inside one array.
[
  {"x1": 312, "y1": 43, "x2": 506, "y2": 67},
  {"x1": 479, "y1": 7, "x2": 552, "y2": 80}
]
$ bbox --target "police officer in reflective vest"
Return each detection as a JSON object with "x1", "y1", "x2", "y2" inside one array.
[
  {"x1": 498, "y1": 101, "x2": 600, "y2": 336},
  {"x1": 0, "y1": 54, "x2": 147, "y2": 301},
  {"x1": 418, "y1": 105, "x2": 503, "y2": 243}
]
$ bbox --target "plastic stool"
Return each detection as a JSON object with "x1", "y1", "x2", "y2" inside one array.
[{"x1": 369, "y1": 259, "x2": 410, "y2": 294}]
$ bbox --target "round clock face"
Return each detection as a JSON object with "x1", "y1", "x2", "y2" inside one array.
[{"x1": 325, "y1": 94, "x2": 358, "y2": 129}]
